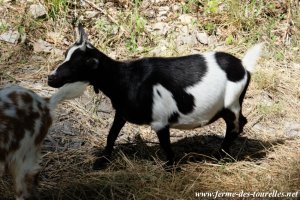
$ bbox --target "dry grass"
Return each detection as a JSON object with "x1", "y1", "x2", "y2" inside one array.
[{"x1": 1, "y1": 0, "x2": 300, "y2": 199}]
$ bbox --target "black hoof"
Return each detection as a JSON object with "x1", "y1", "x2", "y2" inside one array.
[{"x1": 92, "y1": 156, "x2": 111, "y2": 170}]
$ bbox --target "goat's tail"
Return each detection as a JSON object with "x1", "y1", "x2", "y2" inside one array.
[
  {"x1": 49, "y1": 82, "x2": 88, "y2": 110},
  {"x1": 242, "y1": 43, "x2": 264, "y2": 73}
]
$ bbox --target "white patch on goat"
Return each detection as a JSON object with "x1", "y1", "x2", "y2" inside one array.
[
  {"x1": 171, "y1": 52, "x2": 227, "y2": 129},
  {"x1": 87, "y1": 43, "x2": 93, "y2": 49},
  {"x1": 151, "y1": 84, "x2": 178, "y2": 131},
  {"x1": 12, "y1": 131, "x2": 40, "y2": 199},
  {"x1": 224, "y1": 78, "x2": 247, "y2": 109},
  {"x1": 3, "y1": 106, "x2": 16, "y2": 118}
]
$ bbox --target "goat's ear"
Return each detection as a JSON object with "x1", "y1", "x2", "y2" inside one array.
[{"x1": 77, "y1": 23, "x2": 88, "y2": 44}]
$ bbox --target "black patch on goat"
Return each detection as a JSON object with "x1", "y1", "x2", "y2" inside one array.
[
  {"x1": 168, "y1": 112, "x2": 179, "y2": 123},
  {"x1": 132, "y1": 55, "x2": 207, "y2": 114},
  {"x1": 215, "y1": 52, "x2": 245, "y2": 82}
]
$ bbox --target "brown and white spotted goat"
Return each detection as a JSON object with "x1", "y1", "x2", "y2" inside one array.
[{"x1": 0, "y1": 82, "x2": 87, "y2": 200}]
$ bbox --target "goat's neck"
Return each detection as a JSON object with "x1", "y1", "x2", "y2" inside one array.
[{"x1": 91, "y1": 51, "x2": 123, "y2": 97}]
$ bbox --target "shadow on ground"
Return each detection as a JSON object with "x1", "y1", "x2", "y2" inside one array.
[
  {"x1": 34, "y1": 134, "x2": 286, "y2": 200},
  {"x1": 113, "y1": 134, "x2": 285, "y2": 164}
]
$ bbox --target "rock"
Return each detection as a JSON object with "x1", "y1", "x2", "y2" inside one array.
[
  {"x1": 175, "y1": 26, "x2": 198, "y2": 47},
  {"x1": 158, "y1": 6, "x2": 170, "y2": 17},
  {"x1": 141, "y1": 0, "x2": 150, "y2": 9},
  {"x1": 152, "y1": 22, "x2": 170, "y2": 35},
  {"x1": 29, "y1": 3, "x2": 47, "y2": 19},
  {"x1": 252, "y1": 123, "x2": 276, "y2": 134},
  {"x1": 293, "y1": 62, "x2": 300, "y2": 69},
  {"x1": 33, "y1": 39, "x2": 53, "y2": 53},
  {"x1": 150, "y1": 0, "x2": 164, "y2": 3},
  {"x1": 33, "y1": 39, "x2": 63, "y2": 55},
  {"x1": 0, "y1": 30, "x2": 20, "y2": 44},
  {"x1": 150, "y1": 40, "x2": 169, "y2": 56},
  {"x1": 178, "y1": 14, "x2": 195, "y2": 24},
  {"x1": 47, "y1": 32, "x2": 63, "y2": 43},
  {"x1": 157, "y1": 16, "x2": 167, "y2": 22},
  {"x1": 172, "y1": 4, "x2": 181, "y2": 12},
  {"x1": 176, "y1": 34, "x2": 198, "y2": 46},
  {"x1": 19, "y1": 0, "x2": 35, "y2": 3},
  {"x1": 196, "y1": 32, "x2": 209, "y2": 45},
  {"x1": 144, "y1": 9, "x2": 156, "y2": 18},
  {"x1": 85, "y1": 11, "x2": 99, "y2": 19},
  {"x1": 208, "y1": 35, "x2": 218, "y2": 46},
  {"x1": 62, "y1": 123, "x2": 74, "y2": 135},
  {"x1": 97, "y1": 100, "x2": 113, "y2": 113},
  {"x1": 284, "y1": 122, "x2": 300, "y2": 138},
  {"x1": 151, "y1": 45, "x2": 167, "y2": 56},
  {"x1": 52, "y1": 48, "x2": 64, "y2": 56}
]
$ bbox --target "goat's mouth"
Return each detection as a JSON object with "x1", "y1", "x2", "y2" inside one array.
[{"x1": 48, "y1": 75, "x2": 71, "y2": 88}]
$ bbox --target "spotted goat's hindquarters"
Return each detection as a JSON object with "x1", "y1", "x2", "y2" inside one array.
[
  {"x1": 48, "y1": 24, "x2": 263, "y2": 170},
  {"x1": 0, "y1": 82, "x2": 87, "y2": 199}
]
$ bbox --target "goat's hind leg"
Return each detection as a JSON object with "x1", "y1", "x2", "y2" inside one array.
[
  {"x1": 12, "y1": 157, "x2": 40, "y2": 200},
  {"x1": 217, "y1": 103, "x2": 247, "y2": 159}
]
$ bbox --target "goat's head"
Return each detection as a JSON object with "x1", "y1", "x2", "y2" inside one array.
[{"x1": 48, "y1": 24, "x2": 99, "y2": 88}]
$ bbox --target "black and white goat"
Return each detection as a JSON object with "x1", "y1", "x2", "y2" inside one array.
[
  {"x1": 48, "y1": 25, "x2": 263, "y2": 170},
  {"x1": 0, "y1": 82, "x2": 87, "y2": 200}
]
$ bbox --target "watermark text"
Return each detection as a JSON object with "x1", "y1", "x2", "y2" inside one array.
[{"x1": 195, "y1": 190, "x2": 299, "y2": 198}]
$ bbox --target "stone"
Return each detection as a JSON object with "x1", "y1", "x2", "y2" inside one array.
[
  {"x1": 33, "y1": 39, "x2": 53, "y2": 53},
  {"x1": 175, "y1": 25, "x2": 198, "y2": 47},
  {"x1": 144, "y1": 9, "x2": 156, "y2": 18},
  {"x1": 150, "y1": 40, "x2": 169, "y2": 56},
  {"x1": 178, "y1": 14, "x2": 195, "y2": 25},
  {"x1": 0, "y1": 30, "x2": 20, "y2": 44},
  {"x1": 152, "y1": 22, "x2": 170, "y2": 35},
  {"x1": 284, "y1": 122, "x2": 300, "y2": 138},
  {"x1": 172, "y1": 4, "x2": 181, "y2": 12},
  {"x1": 158, "y1": 6, "x2": 170, "y2": 17},
  {"x1": 29, "y1": 3, "x2": 47, "y2": 19},
  {"x1": 196, "y1": 32, "x2": 209, "y2": 45},
  {"x1": 176, "y1": 34, "x2": 198, "y2": 46},
  {"x1": 178, "y1": 25, "x2": 189, "y2": 35},
  {"x1": 293, "y1": 62, "x2": 300, "y2": 69},
  {"x1": 208, "y1": 35, "x2": 218, "y2": 46},
  {"x1": 85, "y1": 11, "x2": 99, "y2": 19}
]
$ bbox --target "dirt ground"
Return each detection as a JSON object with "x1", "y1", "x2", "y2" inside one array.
[{"x1": 0, "y1": 0, "x2": 299, "y2": 199}]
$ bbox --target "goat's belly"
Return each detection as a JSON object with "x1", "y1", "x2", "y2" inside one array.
[
  {"x1": 170, "y1": 107, "x2": 221, "y2": 130},
  {"x1": 170, "y1": 121, "x2": 209, "y2": 129}
]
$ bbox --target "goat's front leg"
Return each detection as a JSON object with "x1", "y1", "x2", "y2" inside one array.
[{"x1": 93, "y1": 111, "x2": 126, "y2": 170}]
